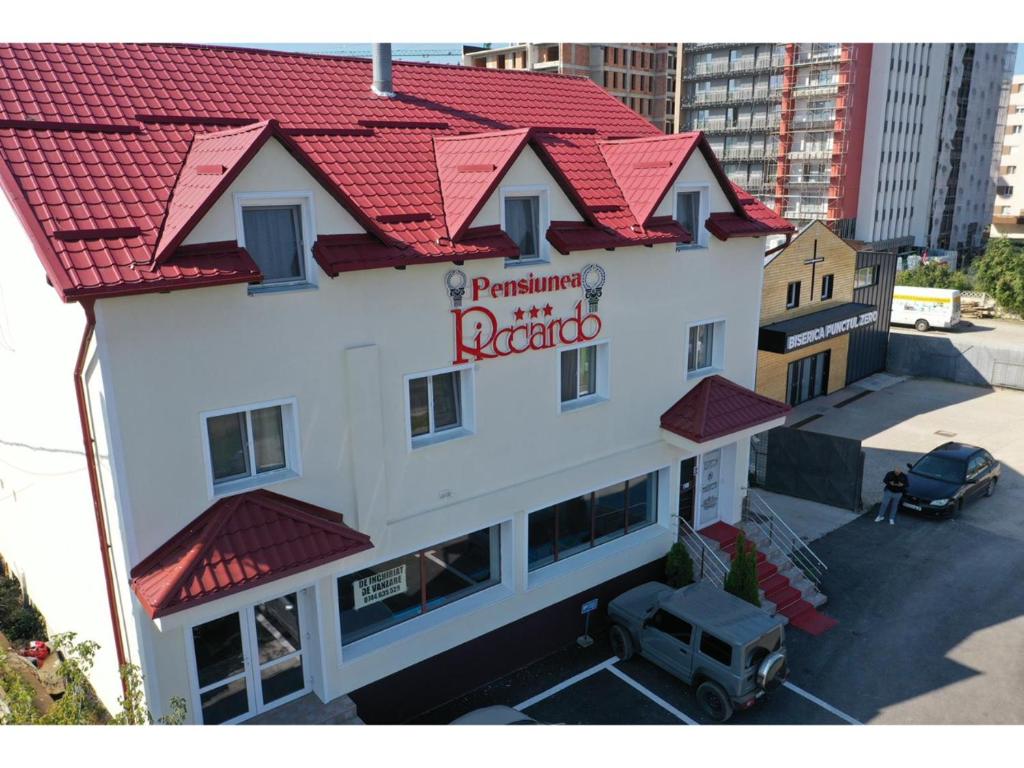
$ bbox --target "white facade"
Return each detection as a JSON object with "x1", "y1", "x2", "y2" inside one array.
[
  {"x1": 855, "y1": 43, "x2": 1017, "y2": 254},
  {"x1": 1, "y1": 133, "x2": 778, "y2": 723},
  {"x1": 991, "y1": 74, "x2": 1024, "y2": 239}
]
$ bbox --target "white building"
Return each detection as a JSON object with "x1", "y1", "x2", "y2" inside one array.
[
  {"x1": 992, "y1": 74, "x2": 1024, "y2": 239},
  {"x1": 0, "y1": 43, "x2": 793, "y2": 724},
  {"x1": 855, "y1": 43, "x2": 1017, "y2": 257}
]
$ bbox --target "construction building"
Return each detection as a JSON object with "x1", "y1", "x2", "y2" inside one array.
[
  {"x1": 991, "y1": 74, "x2": 1024, "y2": 239},
  {"x1": 676, "y1": 43, "x2": 1017, "y2": 260},
  {"x1": 462, "y1": 43, "x2": 675, "y2": 131}
]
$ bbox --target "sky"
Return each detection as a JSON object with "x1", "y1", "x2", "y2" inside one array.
[{"x1": 1017, "y1": 44, "x2": 1023, "y2": 74}]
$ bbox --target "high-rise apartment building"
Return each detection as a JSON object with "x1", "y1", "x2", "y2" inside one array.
[
  {"x1": 676, "y1": 43, "x2": 1016, "y2": 258},
  {"x1": 462, "y1": 43, "x2": 674, "y2": 130},
  {"x1": 991, "y1": 74, "x2": 1024, "y2": 239}
]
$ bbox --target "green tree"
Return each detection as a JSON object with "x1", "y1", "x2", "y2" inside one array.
[
  {"x1": 898, "y1": 261, "x2": 973, "y2": 291},
  {"x1": 975, "y1": 238, "x2": 1024, "y2": 317},
  {"x1": 724, "y1": 533, "x2": 761, "y2": 608},
  {"x1": 665, "y1": 542, "x2": 694, "y2": 588}
]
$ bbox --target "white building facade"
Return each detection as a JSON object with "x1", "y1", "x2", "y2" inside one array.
[
  {"x1": 0, "y1": 44, "x2": 792, "y2": 724},
  {"x1": 992, "y1": 74, "x2": 1024, "y2": 239}
]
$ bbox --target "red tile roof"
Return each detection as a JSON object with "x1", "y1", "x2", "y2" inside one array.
[
  {"x1": 130, "y1": 489, "x2": 373, "y2": 619},
  {"x1": 0, "y1": 43, "x2": 791, "y2": 302},
  {"x1": 660, "y1": 375, "x2": 790, "y2": 443}
]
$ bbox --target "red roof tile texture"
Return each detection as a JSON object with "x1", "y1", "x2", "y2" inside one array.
[
  {"x1": 130, "y1": 489, "x2": 373, "y2": 618},
  {"x1": 0, "y1": 43, "x2": 792, "y2": 302},
  {"x1": 660, "y1": 375, "x2": 790, "y2": 443}
]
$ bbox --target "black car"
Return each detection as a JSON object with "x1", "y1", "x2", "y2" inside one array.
[{"x1": 900, "y1": 442, "x2": 1001, "y2": 518}]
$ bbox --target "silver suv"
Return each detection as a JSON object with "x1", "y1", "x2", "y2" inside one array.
[{"x1": 608, "y1": 581, "x2": 788, "y2": 722}]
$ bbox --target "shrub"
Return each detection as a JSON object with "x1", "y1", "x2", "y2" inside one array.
[
  {"x1": 6, "y1": 603, "x2": 46, "y2": 644},
  {"x1": 898, "y1": 261, "x2": 973, "y2": 291},
  {"x1": 665, "y1": 542, "x2": 694, "y2": 588},
  {"x1": 724, "y1": 533, "x2": 761, "y2": 607},
  {"x1": 975, "y1": 238, "x2": 1024, "y2": 317}
]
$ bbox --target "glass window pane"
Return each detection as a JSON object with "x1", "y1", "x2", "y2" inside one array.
[
  {"x1": 557, "y1": 495, "x2": 592, "y2": 560},
  {"x1": 593, "y1": 481, "x2": 627, "y2": 545},
  {"x1": 505, "y1": 197, "x2": 540, "y2": 258},
  {"x1": 578, "y1": 345, "x2": 597, "y2": 396},
  {"x1": 338, "y1": 552, "x2": 422, "y2": 645},
  {"x1": 260, "y1": 656, "x2": 305, "y2": 705},
  {"x1": 409, "y1": 377, "x2": 430, "y2": 437},
  {"x1": 251, "y1": 406, "x2": 286, "y2": 474},
  {"x1": 560, "y1": 349, "x2": 578, "y2": 403},
  {"x1": 200, "y1": 677, "x2": 249, "y2": 725},
  {"x1": 627, "y1": 473, "x2": 657, "y2": 530},
  {"x1": 242, "y1": 206, "x2": 304, "y2": 282},
  {"x1": 527, "y1": 506, "x2": 557, "y2": 571},
  {"x1": 423, "y1": 527, "x2": 499, "y2": 609},
  {"x1": 207, "y1": 412, "x2": 250, "y2": 482},
  {"x1": 687, "y1": 326, "x2": 699, "y2": 371},
  {"x1": 254, "y1": 593, "x2": 301, "y2": 665},
  {"x1": 192, "y1": 613, "x2": 245, "y2": 688},
  {"x1": 431, "y1": 372, "x2": 461, "y2": 431}
]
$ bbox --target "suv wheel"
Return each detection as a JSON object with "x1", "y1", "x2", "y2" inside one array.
[
  {"x1": 696, "y1": 681, "x2": 734, "y2": 723},
  {"x1": 986, "y1": 478, "x2": 997, "y2": 498},
  {"x1": 609, "y1": 624, "x2": 634, "y2": 661},
  {"x1": 915, "y1": 319, "x2": 930, "y2": 332}
]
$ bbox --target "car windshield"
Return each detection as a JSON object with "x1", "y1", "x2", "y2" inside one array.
[{"x1": 911, "y1": 454, "x2": 964, "y2": 483}]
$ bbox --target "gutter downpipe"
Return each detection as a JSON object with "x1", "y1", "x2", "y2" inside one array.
[{"x1": 74, "y1": 299, "x2": 129, "y2": 696}]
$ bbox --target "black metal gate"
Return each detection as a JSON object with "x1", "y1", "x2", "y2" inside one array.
[{"x1": 750, "y1": 426, "x2": 864, "y2": 511}]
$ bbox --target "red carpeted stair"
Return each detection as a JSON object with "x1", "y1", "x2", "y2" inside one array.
[{"x1": 699, "y1": 521, "x2": 838, "y2": 636}]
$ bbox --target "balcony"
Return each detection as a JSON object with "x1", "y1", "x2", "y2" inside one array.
[
  {"x1": 784, "y1": 207, "x2": 831, "y2": 220},
  {"x1": 794, "y1": 46, "x2": 844, "y2": 66},
  {"x1": 792, "y1": 80, "x2": 841, "y2": 98},
  {"x1": 790, "y1": 112, "x2": 837, "y2": 130},
  {"x1": 721, "y1": 147, "x2": 774, "y2": 161},
  {"x1": 787, "y1": 147, "x2": 835, "y2": 161},
  {"x1": 683, "y1": 54, "x2": 785, "y2": 80},
  {"x1": 690, "y1": 115, "x2": 781, "y2": 134},
  {"x1": 682, "y1": 86, "x2": 782, "y2": 107}
]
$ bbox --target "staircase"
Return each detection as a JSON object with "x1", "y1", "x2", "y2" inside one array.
[{"x1": 699, "y1": 512, "x2": 838, "y2": 636}]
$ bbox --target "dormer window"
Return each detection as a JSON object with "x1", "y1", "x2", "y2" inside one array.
[
  {"x1": 501, "y1": 187, "x2": 549, "y2": 266},
  {"x1": 242, "y1": 206, "x2": 305, "y2": 282},
  {"x1": 235, "y1": 191, "x2": 317, "y2": 292},
  {"x1": 674, "y1": 183, "x2": 710, "y2": 250}
]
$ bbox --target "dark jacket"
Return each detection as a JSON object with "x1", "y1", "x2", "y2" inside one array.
[{"x1": 884, "y1": 471, "x2": 908, "y2": 493}]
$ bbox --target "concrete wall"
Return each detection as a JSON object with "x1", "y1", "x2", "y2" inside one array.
[
  {"x1": 0, "y1": 194, "x2": 128, "y2": 713},
  {"x1": 887, "y1": 332, "x2": 1024, "y2": 389},
  {"x1": 90, "y1": 142, "x2": 768, "y2": 721}
]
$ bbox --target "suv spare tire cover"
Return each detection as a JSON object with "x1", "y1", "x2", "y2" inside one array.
[{"x1": 757, "y1": 651, "x2": 787, "y2": 691}]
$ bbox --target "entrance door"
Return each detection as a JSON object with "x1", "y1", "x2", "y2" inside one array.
[
  {"x1": 786, "y1": 349, "x2": 831, "y2": 406},
  {"x1": 696, "y1": 449, "x2": 722, "y2": 529},
  {"x1": 679, "y1": 457, "x2": 697, "y2": 529}
]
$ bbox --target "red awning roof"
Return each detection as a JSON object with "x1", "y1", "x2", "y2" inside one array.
[
  {"x1": 130, "y1": 489, "x2": 373, "y2": 619},
  {"x1": 661, "y1": 375, "x2": 790, "y2": 444},
  {"x1": 0, "y1": 43, "x2": 792, "y2": 302}
]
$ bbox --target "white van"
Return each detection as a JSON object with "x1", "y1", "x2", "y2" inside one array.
[{"x1": 890, "y1": 286, "x2": 961, "y2": 332}]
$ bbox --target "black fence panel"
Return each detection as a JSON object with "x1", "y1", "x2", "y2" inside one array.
[{"x1": 752, "y1": 426, "x2": 863, "y2": 511}]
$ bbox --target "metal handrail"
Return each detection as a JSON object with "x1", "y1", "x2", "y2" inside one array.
[
  {"x1": 676, "y1": 517, "x2": 729, "y2": 589},
  {"x1": 743, "y1": 491, "x2": 827, "y2": 587}
]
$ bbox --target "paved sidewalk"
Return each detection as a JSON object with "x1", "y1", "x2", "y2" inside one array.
[{"x1": 750, "y1": 489, "x2": 859, "y2": 543}]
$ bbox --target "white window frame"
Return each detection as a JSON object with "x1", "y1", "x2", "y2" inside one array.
[
  {"x1": 404, "y1": 363, "x2": 476, "y2": 450},
  {"x1": 235, "y1": 191, "x2": 318, "y2": 293},
  {"x1": 685, "y1": 318, "x2": 726, "y2": 380},
  {"x1": 499, "y1": 185, "x2": 550, "y2": 266},
  {"x1": 674, "y1": 182, "x2": 711, "y2": 250},
  {"x1": 557, "y1": 339, "x2": 611, "y2": 413},
  {"x1": 523, "y1": 465, "x2": 671, "y2": 590},
  {"x1": 200, "y1": 397, "x2": 302, "y2": 500},
  {"x1": 184, "y1": 585, "x2": 316, "y2": 725},
  {"x1": 336, "y1": 518, "x2": 515, "y2": 665}
]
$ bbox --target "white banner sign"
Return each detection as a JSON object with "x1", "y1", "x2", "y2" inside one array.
[{"x1": 353, "y1": 564, "x2": 407, "y2": 609}]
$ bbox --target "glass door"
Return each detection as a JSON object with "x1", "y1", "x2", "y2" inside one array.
[{"x1": 250, "y1": 591, "x2": 309, "y2": 709}]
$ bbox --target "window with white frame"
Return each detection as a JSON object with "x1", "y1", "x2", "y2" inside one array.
[
  {"x1": 203, "y1": 400, "x2": 299, "y2": 495},
  {"x1": 687, "y1": 320, "x2": 725, "y2": 377},
  {"x1": 559, "y1": 342, "x2": 609, "y2": 410},
  {"x1": 502, "y1": 188, "x2": 548, "y2": 264},
  {"x1": 236, "y1": 193, "x2": 315, "y2": 289},
  {"x1": 675, "y1": 184, "x2": 709, "y2": 249},
  {"x1": 407, "y1": 366, "x2": 474, "y2": 447},
  {"x1": 190, "y1": 590, "x2": 311, "y2": 724}
]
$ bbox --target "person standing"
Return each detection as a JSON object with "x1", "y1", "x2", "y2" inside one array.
[{"x1": 876, "y1": 466, "x2": 908, "y2": 525}]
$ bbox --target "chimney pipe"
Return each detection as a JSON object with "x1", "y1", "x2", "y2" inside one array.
[{"x1": 372, "y1": 43, "x2": 396, "y2": 98}]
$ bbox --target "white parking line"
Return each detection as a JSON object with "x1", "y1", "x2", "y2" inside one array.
[
  {"x1": 606, "y1": 665, "x2": 698, "y2": 725},
  {"x1": 783, "y1": 681, "x2": 862, "y2": 725},
  {"x1": 514, "y1": 657, "x2": 618, "y2": 711}
]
